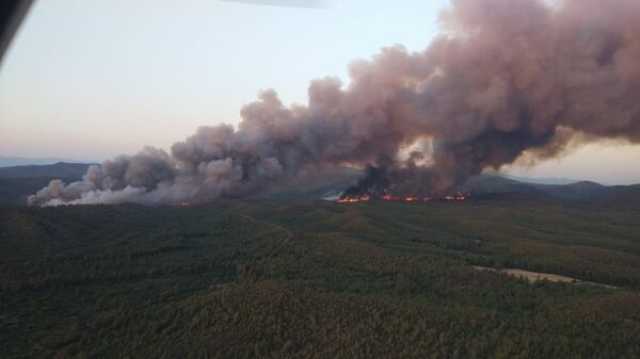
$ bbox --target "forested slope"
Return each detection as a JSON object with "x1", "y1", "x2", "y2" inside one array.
[{"x1": 1, "y1": 199, "x2": 640, "y2": 358}]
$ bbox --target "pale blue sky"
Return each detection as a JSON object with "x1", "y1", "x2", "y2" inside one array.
[{"x1": 1, "y1": 0, "x2": 639, "y2": 184}]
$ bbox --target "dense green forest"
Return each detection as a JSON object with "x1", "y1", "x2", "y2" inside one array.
[{"x1": 2, "y1": 198, "x2": 640, "y2": 358}]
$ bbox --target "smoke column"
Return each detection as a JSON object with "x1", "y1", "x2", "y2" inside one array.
[{"x1": 29, "y1": 0, "x2": 640, "y2": 206}]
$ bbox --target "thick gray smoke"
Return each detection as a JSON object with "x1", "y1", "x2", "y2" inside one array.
[{"x1": 29, "y1": 0, "x2": 640, "y2": 206}]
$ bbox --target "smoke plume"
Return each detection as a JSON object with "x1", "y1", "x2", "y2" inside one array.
[{"x1": 29, "y1": 0, "x2": 640, "y2": 206}]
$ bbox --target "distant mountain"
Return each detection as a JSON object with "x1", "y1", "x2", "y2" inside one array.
[
  {"x1": 500, "y1": 174, "x2": 582, "y2": 186},
  {"x1": 460, "y1": 175, "x2": 545, "y2": 196},
  {"x1": 0, "y1": 162, "x2": 93, "y2": 205},
  {"x1": 461, "y1": 174, "x2": 640, "y2": 204},
  {"x1": 254, "y1": 170, "x2": 640, "y2": 204},
  {"x1": 0, "y1": 162, "x2": 638, "y2": 206},
  {"x1": 0, "y1": 162, "x2": 94, "y2": 179},
  {"x1": 0, "y1": 156, "x2": 92, "y2": 168},
  {"x1": 0, "y1": 177, "x2": 64, "y2": 205},
  {"x1": 533, "y1": 181, "x2": 608, "y2": 200},
  {"x1": 594, "y1": 184, "x2": 640, "y2": 208}
]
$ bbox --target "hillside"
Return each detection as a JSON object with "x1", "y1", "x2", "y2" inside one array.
[
  {"x1": 460, "y1": 174, "x2": 640, "y2": 203},
  {"x1": 0, "y1": 162, "x2": 93, "y2": 179},
  {"x1": 0, "y1": 162, "x2": 93, "y2": 205},
  {"x1": 0, "y1": 162, "x2": 638, "y2": 206},
  {"x1": 460, "y1": 174, "x2": 545, "y2": 196},
  {"x1": 0, "y1": 177, "x2": 70, "y2": 205},
  {"x1": 1, "y1": 200, "x2": 640, "y2": 358},
  {"x1": 0, "y1": 156, "x2": 86, "y2": 168},
  {"x1": 258, "y1": 172, "x2": 640, "y2": 203}
]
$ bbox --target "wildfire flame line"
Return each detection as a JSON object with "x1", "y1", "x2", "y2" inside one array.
[{"x1": 337, "y1": 193, "x2": 468, "y2": 204}]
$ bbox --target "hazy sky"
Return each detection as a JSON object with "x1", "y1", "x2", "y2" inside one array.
[{"x1": 1, "y1": 0, "x2": 639, "y2": 184}]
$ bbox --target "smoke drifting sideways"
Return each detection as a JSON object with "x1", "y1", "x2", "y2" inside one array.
[{"x1": 29, "y1": 0, "x2": 640, "y2": 206}]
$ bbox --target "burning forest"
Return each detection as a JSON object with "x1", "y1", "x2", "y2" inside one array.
[
  {"x1": 335, "y1": 164, "x2": 469, "y2": 203},
  {"x1": 336, "y1": 193, "x2": 468, "y2": 204},
  {"x1": 29, "y1": 0, "x2": 640, "y2": 207}
]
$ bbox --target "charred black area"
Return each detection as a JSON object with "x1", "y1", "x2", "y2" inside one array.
[{"x1": 341, "y1": 165, "x2": 390, "y2": 199}]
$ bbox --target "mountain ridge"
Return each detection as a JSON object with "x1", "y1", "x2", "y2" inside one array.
[
  {"x1": 0, "y1": 162, "x2": 638, "y2": 206},
  {"x1": 0, "y1": 156, "x2": 94, "y2": 168}
]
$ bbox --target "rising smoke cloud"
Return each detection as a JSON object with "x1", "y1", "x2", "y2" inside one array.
[{"x1": 29, "y1": 0, "x2": 640, "y2": 206}]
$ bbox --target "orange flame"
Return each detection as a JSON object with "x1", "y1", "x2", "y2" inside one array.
[
  {"x1": 337, "y1": 192, "x2": 469, "y2": 204},
  {"x1": 337, "y1": 194, "x2": 371, "y2": 204}
]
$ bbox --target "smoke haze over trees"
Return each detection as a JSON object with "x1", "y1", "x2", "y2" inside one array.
[{"x1": 29, "y1": 0, "x2": 640, "y2": 206}]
